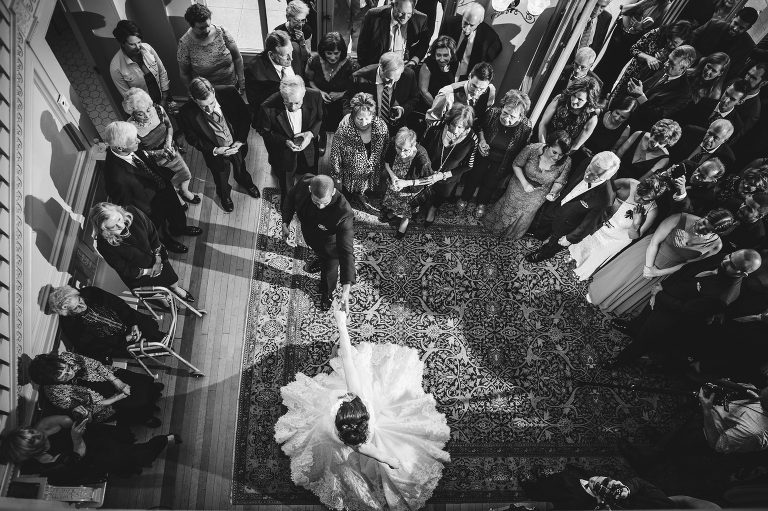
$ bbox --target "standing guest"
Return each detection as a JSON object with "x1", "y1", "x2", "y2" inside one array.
[
  {"x1": 686, "y1": 52, "x2": 731, "y2": 105},
  {"x1": 422, "y1": 104, "x2": 477, "y2": 225},
  {"x1": 582, "y1": 0, "x2": 613, "y2": 55},
  {"x1": 714, "y1": 166, "x2": 768, "y2": 213},
  {"x1": 580, "y1": 97, "x2": 637, "y2": 159},
  {"x1": 459, "y1": 89, "x2": 533, "y2": 217},
  {"x1": 257, "y1": 76, "x2": 323, "y2": 200},
  {"x1": 47, "y1": 285, "x2": 164, "y2": 363},
  {"x1": 176, "y1": 4, "x2": 244, "y2": 90},
  {"x1": 679, "y1": 0, "x2": 737, "y2": 28},
  {"x1": 102, "y1": 121, "x2": 200, "y2": 254},
  {"x1": 723, "y1": 192, "x2": 768, "y2": 250},
  {"x1": 244, "y1": 30, "x2": 305, "y2": 125},
  {"x1": 356, "y1": 0, "x2": 430, "y2": 67},
  {"x1": 569, "y1": 175, "x2": 665, "y2": 281},
  {"x1": 306, "y1": 32, "x2": 357, "y2": 132},
  {"x1": 328, "y1": 93, "x2": 389, "y2": 201},
  {"x1": 350, "y1": 52, "x2": 419, "y2": 130},
  {"x1": 656, "y1": 158, "x2": 726, "y2": 217},
  {"x1": 538, "y1": 77, "x2": 601, "y2": 152},
  {"x1": 426, "y1": 62, "x2": 495, "y2": 129},
  {"x1": 692, "y1": 7, "x2": 759, "y2": 78},
  {"x1": 90, "y1": 203, "x2": 194, "y2": 303},
  {"x1": 614, "y1": 118, "x2": 680, "y2": 179},
  {"x1": 524, "y1": 151, "x2": 619, "y2": 263},
  {"x1": 553, "y1": 47, "x2": 604, "y2": 96},
  {"x1": 381, "y1": 127, "x2": 436, "y2": 238},
  {"x1": 587, "y1": 209, "x2": 734, "y2": 316},
  {"x1": 109, "y1": 20, "x2": 168, "y2": 106},
  {"x1": 626, "y1": 45, "x2": 698, "y2": 131},
  {"x1": 675, "y1": 80, "x2": 747, "y2": 139},
  {"x1": 735, "y1": 63, "x2": 767, "y2": 136},
  {"x1": 669, "y1": 119, "x2": 736, "y2": 169},
  {"x1": 282, "y1": 175, "x2": 354, "y2": 311},
  {"x1": 122, "y1": 88, "x2": 198, "y2": 206},
  {"x1": 417, "y1": 36, "x2": 458, "y2": 109},
  {"x1": 438, "y1": 2, "x2": 502, "y2": 81},
  {"x1": 482, "y1": 131, "x2": 571, "y2": 240},
  {"x1": 29, "y1": 352, "x2": 164, "y2": 427},
  {"x1": 275, "y1": 0, "x2": 313, "y2": 52},
  {"x1": 176, "y1": 77, "x2": 260, "y2": 213}
]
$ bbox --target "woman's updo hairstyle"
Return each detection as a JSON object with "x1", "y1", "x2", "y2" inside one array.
[{"x1": 335, "y1": 394, "x2": 369, "y2": 446}]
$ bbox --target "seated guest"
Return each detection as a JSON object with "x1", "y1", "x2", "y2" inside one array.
[
  {"x1": 438, "y1": 2, "x2": 501, "y2": 81},
  {"x1": 692, "y1": 7, "x2": 759, "y2": 78},
  {"x1": 47, "y1": 285, "x2": 164, "y2": 362},
  {"x1": 349, "y1": 51, "x2": 419, "y2": 130},
  {"x1": 176, "y1": 4, "x2": 245, "y2": 90},
  {"x1": 460, "y1": 89, "x2": 533, "y2": 217},
  {"x1": 669, "y1": 119, "x2": 736, "y2": 169},
  {"x1": 123, "y1": 88, "x2": 198, "y2": 206},
  {"x1": 257, "y1": 75, "x2": 323, "y2": 200},
  {"x1": 327, "y1": 92, "x2": 389, "y2": 201},
  {"x1": 554, "y1": 47, "x2": 603, "y2": 96},
  {"x1": 722, "y1": 192, "x2": 768, "y2": 250},
  {"x1": 89, "y1": 202, "x2": 194, "y2": 303},
  {"x1": 0, "y1": 415, "x2": 179, "y2": 482},
  {"x1": 417, "y1": 36, "x2": 458, "y2": 109},
  {"x1": 626, "y1": 45, "x2": 698, "y2": 131},
  {"x1": 305, "y1": 32, "x2": 357, "y2": 132},
  {"x1": 615, "y1": 118, "x2": 680, "y2": 179},
  {"x1": 29, "y1": 351, "x2": 164, "y2": 427},
  {"x1": 735, "y1": 62, "x2": 767, "y2": 135},
  {"x1": 482, "y1": 131, "x2": 571, "y2": 241},
  {"x1": 579, "y1": 97, "x2": 637, "y2": 159},
  {"x1": 524, "y1": 151, "x2": 617, "y2": 263},
  {"x1": 177, "y1": 77, "x2": 259, "y2": 213},
  {"x1": 685, "y1": 52, "x2": 731, "y2": 105},
  {"x1": 569, "y1": 175, "x2": 666, "y2": 281},
  {"x1": 588, "y1": 209, "x2": 734, "y2": 316},
  {"x1": 244, "y1": 30, "x2": 304, "y2": 124},
  {"x1": 657, "y1": 158, "x2": 726, "y2": 217},
  {"x1": 109, "y1": 20, "x2": 169, "y2": 106},
  {"x1": 102, "y1": 121, "x2": 201, "y2": 254},
  {"x1": 425, "y1": 62, "x2": 495, "y2": 129},
  {"x1": 675, "y1": 79, "x2": 748, "y2": 141},
  {"x1": 538, "y1": 77, "x2": 601, "y2": 152},
  {"x1": 356, "y1": 0, "x2": 430, "y2": 67},
  {"x1": 275, "y1": 0, "x2": 312, "y2": 52},
  {"x1": 381, "y1": 127, "x2": 436, "y2": 238}
]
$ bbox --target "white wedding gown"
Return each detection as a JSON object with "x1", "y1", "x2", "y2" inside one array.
[{"x1": 274, "y1": 342, "x2": 451, "y2": 511}]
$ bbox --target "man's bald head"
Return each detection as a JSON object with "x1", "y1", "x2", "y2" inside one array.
[
  {"x1": 724, "y1": 249, "x2": 762, "y2": 275},
  {"x1": 310, "y1": 175, "x2": 335, "y2": 199}
]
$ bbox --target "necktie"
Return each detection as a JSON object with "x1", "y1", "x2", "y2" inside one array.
[
  {"x1": 281, "y1": 66, "x2": 287, "y2": 79},
  {"x1": 709, "y1": 109, "x2": 724, "y2": 123},
  {"x1": 211, "y1": 110, "x2": 223, "y2": 124},
  {"x1": 467, "y1": 95, "x2": 475, "y2": 107},
  {"x1": 456, "y1": 33, "x2": 468, "y2": 61},
  {"x1": 392, "y1": 24, "x2": 402, "y2": 54},
  {"x1": 381, "y1": 84, "x2": 392, "y2": 123},
  {"x1": 579, "y1": 17, "x2": 595, "y2": 49},
  {"x1": 132, "y1": 154, "x2": 166, "y2": 188}
]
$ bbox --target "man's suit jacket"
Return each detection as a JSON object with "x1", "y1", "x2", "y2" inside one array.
[
  {"x1": 177, "y1": 85, "x2": 251, "y2": 157},
  {"x1": 655, "y1": 266, "x2": 743, "y2": 317},
  {"x1": 554, "y1": 68, "x2": 604, "y2": 96},
  {"x1": 631, "y1": 71, "x2": 693, "y2": 131},
  {"x1": 102, "y1": 149, "x2": 173, "y2": 217},
  {"x1": 693, "y1": 19, "x2": 756, "y2": 77},
  {"x1": 674, "y1": 98, "x2": 745, "y2": 141},
  {"x1": 736, "y1": 94, "x2": 762, "y2": 136},
  {"x1": 551, "y1": 159, "x2": 615, "y2": 243},
  {"x1": 669, "y1": 124, "x2": 736, "y2": 169},
  {"x1": 349, "y1": 64, "x2": 419, "y2": 125},
  {"x1": 356, "y1": 6, "x2": 430, "y2": 67},
  {"x1": 256, "y1": 88, "x2": 323, "y2": 170},
  {"x1": 439, "y1": 16, "x2": 502, "y2": 73},
  {"x1": 244, "y1": 47, "x2": 304, "y2": 124},
  {"x1": 589, "y1": 10, "x2": 613, "y2": 55}
]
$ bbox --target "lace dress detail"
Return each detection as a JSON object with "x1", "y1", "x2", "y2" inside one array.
[{"x1": 275, "y1": 342, "x2": 451, "y2": 511}]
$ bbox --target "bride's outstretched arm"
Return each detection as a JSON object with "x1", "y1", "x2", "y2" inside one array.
[
  {"x1": 334, "y1": 307, "x2": 364, "y2": 397},
  {"x1": 357, "y1": 443, "x2": 401, "y2": 470}
]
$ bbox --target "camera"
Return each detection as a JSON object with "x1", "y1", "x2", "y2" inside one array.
[{"x1": 699, "y1": 382, "x2": 755, "y2": 411}]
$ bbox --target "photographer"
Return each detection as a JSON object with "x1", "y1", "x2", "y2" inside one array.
[{"x1": 700, "y1": 383, "x2": 768, "y2": 454}]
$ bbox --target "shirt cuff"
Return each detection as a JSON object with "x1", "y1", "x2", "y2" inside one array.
[{"x1": 673, "y1": 191, "x2": 687, "y2": 201}]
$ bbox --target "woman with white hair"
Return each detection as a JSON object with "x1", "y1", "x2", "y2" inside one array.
[
  {"x1": 123, "y1": 88, "x2": 199, "y2": 205},
  {"x1": 275, "y1": 0, "x2": 312, "y2": 51}
]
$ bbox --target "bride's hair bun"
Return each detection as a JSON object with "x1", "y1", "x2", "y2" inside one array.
[{"x1": 335, "y1": 395, "x2": 369, "y2": 446}]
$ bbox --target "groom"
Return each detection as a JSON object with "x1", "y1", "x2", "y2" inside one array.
[{"x1": 525, "y1": 151, "x2": 620, "y2": 263}]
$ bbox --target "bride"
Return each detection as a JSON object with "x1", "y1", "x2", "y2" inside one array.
[{"x1": 274, "y1": 305, "x2": 451, "y2": 510}]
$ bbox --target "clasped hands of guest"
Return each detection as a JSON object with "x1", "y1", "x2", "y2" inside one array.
[
  {"x1": 152, "y1": 142, "x2": 176, "y2": 160},
  {"x1": 478, "y1": 140, "x2": 490, "y2": 157},
  {"x1": 285, "y1": 133, "x2": 313, "y2": 152},
  {"x1": 643, "y1": 264, "x2": 662, "y2": 279},
  {"x1": 213, "y1": 141, "x2": 243, "y2": 156},
  {"x1": 390, "y1": 174, "x2": 442, "y2": 191},
  {"x1": 389, "y1": 106, "x2": 405, "y2": 121},
  {"x1": 320, "y1": 91, "x2": 345, "y2": 104},
  {"x1": 126, "y1": 324, "x2": 143, "y2": 344}
]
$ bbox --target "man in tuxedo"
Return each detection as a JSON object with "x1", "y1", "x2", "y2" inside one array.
[
  {"x1": 736, "y1": 63, "x2": 767, "y2": 135},
  {"x1": 356, "y1": 0, "x2": 430, "y2": 67},
  {"x1": 426, "y1": 61, "x2": 495, "y2": 129},
  {"x1": 692, "y1": 7, "x2": 759, "y2": 78},
  {"x1": 244, "y1": 30, "x2": 304, "y2": 125},
  {"x1": 349, "y1": 51, "x2": 419, "y2": 130},
  {"x1": 627, "y1": 45, "x2": 698, "y2": 131},
  {"x1": 438, "y1": 2, "x2": 501, "y2": 81},
  {"x1": 177, "y1": 77, "x2": 260, "y2": 213},
  {"x1": 256, "y1": 75, "x2": 323, "y2": 199},
  {"x1": 553, "y1": 47, "x2": 604, "y2": 96},
  {"x1": 669, "y1": 119, "x2": 736, "y2": 170},
  {"x1": 102, "y1": 121, "x2": 202, "y2": 253},
  {"x1": 675, "y1": 80, "x2": 748, "y2": 141},
  {"x1": 525, "y1": 151, "x2": 619, "y2": 263},
  {"x1": 282, "y1": 174, "x2": 355, "y2": 311}
]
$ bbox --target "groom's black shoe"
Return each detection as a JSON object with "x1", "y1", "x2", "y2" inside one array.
[{"x1": 320, "y1": 293, "x2": 332, "y2": 311}]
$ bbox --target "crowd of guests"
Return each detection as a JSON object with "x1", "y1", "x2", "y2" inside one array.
[{"x1": 3, "y1": 0, "x2": 768, "y2": 505}]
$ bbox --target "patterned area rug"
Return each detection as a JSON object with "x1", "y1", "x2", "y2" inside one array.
[{"x1": 232, "y1": 189, "x2": 690, "y2": 505}]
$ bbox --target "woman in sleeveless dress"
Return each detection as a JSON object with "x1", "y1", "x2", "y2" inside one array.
[
  {"x1": 538, "y1": 77, "x2": 601, "y2": 152},
  {"x1": 587, "y1": 208, "x2": 735, "y2": 316},
  {"x1": 614, "y1": 118, "x2": 680, "y2": 180},
  {"x1": 569, "y1": 175, "x2": 666, "y2": 281},
  {"x1": 418, "y1": 37, "x2": 459, "y2": 112},
  {"x1": 306, "y1": 32, "x2": 357, "y2": 132},
  {"x1": 275, "y1": 306, "x2": 450, "y2": 511}
]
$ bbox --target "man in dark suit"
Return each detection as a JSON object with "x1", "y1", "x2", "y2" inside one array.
[
  {"x1": 256, "y1": 75, "x2": 323, "y2": 199},
  {"x1": 736, "y1": 63, "x2": 767, "y2": 136},
  {"x1": 177, "y1": 77, "x2": 260, "y2": 213},
  {"x1": 349, "y1": 51, "x2": 419, "y2": 130},
  {"x1": 244, "y1": 30, "x2": 304, "y2": 125},
  {"x1": 525, "y1": 151, "x2": 619, "y2": 263},
  {"x1": 356, "y1": 0, "x2": 430, "y2": 68},
  {"x1": 282, "y1": 174, "x2": 355, "y2": 311},
  {"x1": 438, "y1": 2, "x2": 501, "y2": 81},
  {"x1": 669, "y1": 120, "x2": 736, "y2": 170},
  {"x1": 553, "y1": 47, "x2": 604, "y2": 96},
  {"x1": 627, "y1": 45, "x2": 698, "y2": 131},
  {"x1": 674, "y1": 80, "x2": 749, "y2": 141},
  {"x1": 102, "y1": 121, "x2": 201, "y2": 253},
  {"x1": 586, "y1": 0, "x2": 613, "y2": 55},
  {"x1": 692, "y1": 7, "x2": 759, "y2": 78}
]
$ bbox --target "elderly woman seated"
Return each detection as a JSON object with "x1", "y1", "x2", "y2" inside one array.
[{"x1": 47, "y1": 285, "x2": 164, "y2": 363}]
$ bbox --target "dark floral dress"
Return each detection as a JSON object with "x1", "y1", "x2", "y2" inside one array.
[
  {"x1": 547, "y1": 96, "x2": 596, "y2": 144},
  {"x1": 381, "y1": 145, "x2": 433, "y2": 218}
]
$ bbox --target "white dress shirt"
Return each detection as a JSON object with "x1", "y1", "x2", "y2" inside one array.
[
  {"x1": 389, "y1": 19, "x2": 406, "y2": 57},
  {"x1": 456, "y1": 30, "x2": 477, "y2": 79},
  {"x1": 286, "y1": 108, "x2": 302, "y2": 136},
  {"x1": 271, "y1": 59, "x2": 295, "y2": 80}
]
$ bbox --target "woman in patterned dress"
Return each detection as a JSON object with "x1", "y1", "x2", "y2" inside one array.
[
  {"x1": 306, "y1": 32, "x2": 357, "y2": 132},
  {"x1": 538, "y1": 77, "x2": 601, "y2": 152},
  {"x1": 482, "y1": 131, "x2": 572, "y2": 240},
  {"x1": 381, "y1": 127, "x2": 436, "y2": 238},
  {"x1": 328, "y1": 93, "x2": 389, "y2": 199}
]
